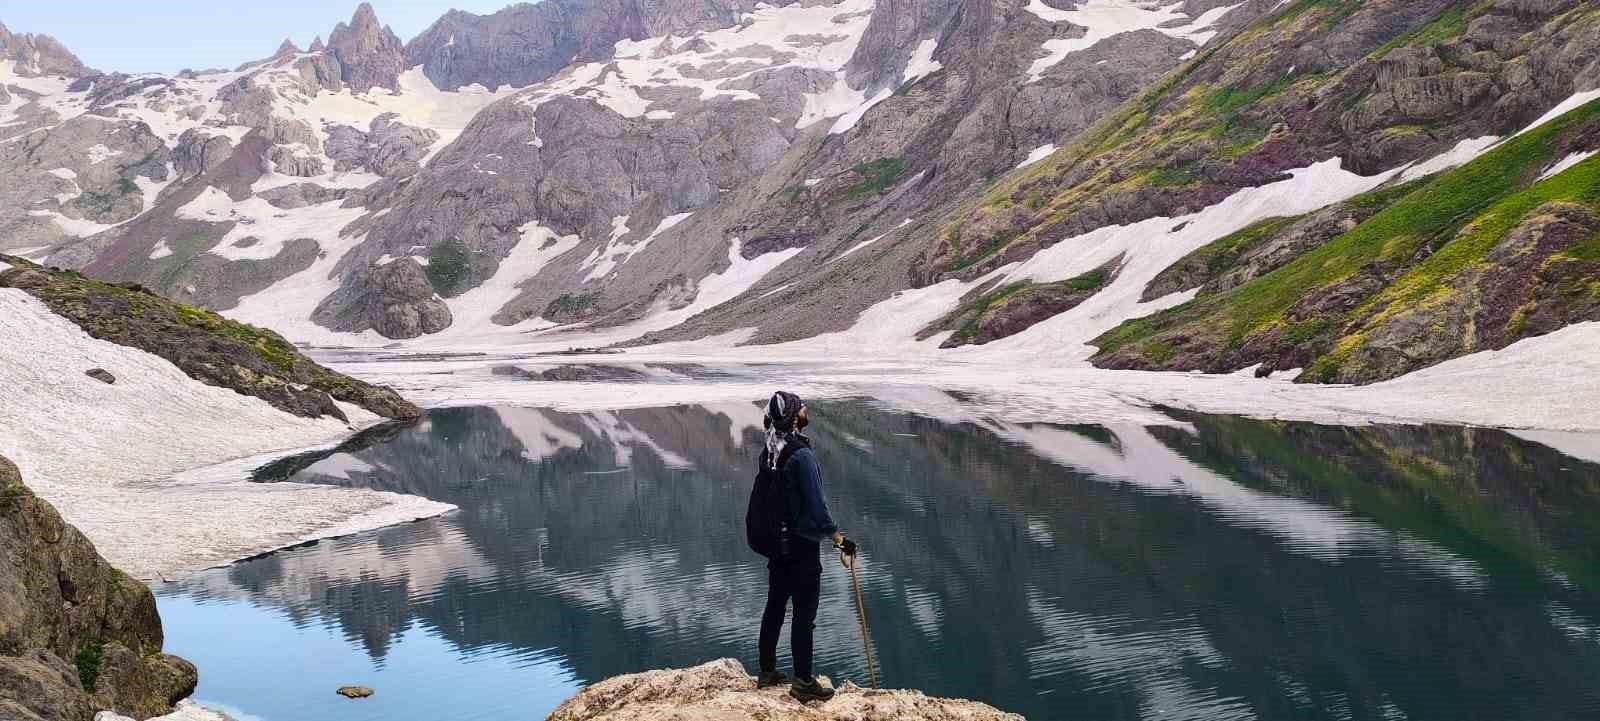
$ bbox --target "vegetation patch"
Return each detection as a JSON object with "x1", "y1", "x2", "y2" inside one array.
[
  {"x1": 76, "y1": 639, "x2": 104, "y2": 692},
  {"x1": 425, "y1": 240, "x2": 472, "y2": 296},
  {"x1": 842, "y1": 157, "x2": 906, "y2": 201},
  {"x1": 1091, "y1": 96, "x2": 1600, "y2": 382},
  {"x1": 546, "y1": 292, "x2": 599, "y2": 319}
]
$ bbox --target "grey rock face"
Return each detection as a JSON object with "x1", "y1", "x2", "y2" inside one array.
[
  {"x1": 325, "y1": 114, "x2": 439, "y2": 177},
  {"x1": 0, "y1": 455, "x2": 198, "y2": 720},
  {"x1": 171, "y1": 130, "x2": 236, "y2": 180},
  {"x1": 0, "y1": 22, "x2": 92, "y2": 78},
  {"x1": 403, "y1": 0, "x2": 783, "y2": 92},
  {"x1": 358, "y1": 258, "x2": 453, "y2": 340},
  {"x1": 326, "y1": 3, "x2": 407, "y2": 94},
  {"x1": 0, "y1": 112, "x2": 171, "y2": 252}
]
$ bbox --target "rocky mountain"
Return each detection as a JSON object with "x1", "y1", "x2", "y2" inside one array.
[
  {"x1": 0, "y1": 454, "x2": 197, "y2": 721},
  {"x1": 2, "y1": 0, "x2": 1598, "y2": 383}
]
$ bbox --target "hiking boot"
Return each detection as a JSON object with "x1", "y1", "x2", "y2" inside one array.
[
  {"x1": 789, "y1": 676, "x2": 835, "y2": 702},
  {"x1": 757, "y1": 670, "x2": 788, "y2": 688}
]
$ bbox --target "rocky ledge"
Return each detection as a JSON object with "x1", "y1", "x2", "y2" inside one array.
[
  {"x1": 547, "y1": 659, "x2": 1023, "y2": 721},
  {"x1": 0, "y1": 257, "x2": 418, "y2": 421},
  {"x1": 0, "y1": 455, "x2": 197, "y2": 721}
]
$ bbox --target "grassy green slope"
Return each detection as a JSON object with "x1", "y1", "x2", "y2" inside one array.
[{"x1": 1092, "y1": 97, "x2": 1600, "y2": 381}]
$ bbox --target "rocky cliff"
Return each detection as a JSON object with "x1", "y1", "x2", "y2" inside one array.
[
  {"x1": 546, "y1": 659, "x2": 1022, "y2": 721},
  {"x1": 0, "y1": 455, "x2": 197, "y2": 721}
]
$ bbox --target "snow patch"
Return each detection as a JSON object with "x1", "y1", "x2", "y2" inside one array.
[
  {"x1": 833, "y1": 218, "x2": 912, "y2": 262},
  {"x1": 0, "y1": 289, "x2": 450, "y2": 580},
  {"x1": 1398, "y1": 136, "x2": 1501, "y2": 181},
  {"x1": 1515, "y1": 89, "x2": 1600, "y2": 139},
  {"x1": 1025, "y1": 1, "x2": 1243, "y2": 83},
  {"x1": 148, "y1": 239, "x2": 173, "y2": 260},
  {"x1": 830, "y1": 87, "x2": 893, "y2": 134},
  {"x1": 1539, "y1": 150, "x2": 1597, "y2": 181},
  {"x1": 85, "y1": 144, "x2": 122, "y2": 164},
  {"x1": 1017, "y1": 144, "x2": 1058, "y2": 169},
  {"x1": 444, "y1": 221, "x2": 583, "y2": 337},
  {"x1": 178, "y1": 185, "x2": 367, "y2": 262},
  {"x1": 902, "y1": 38, "x2": 943, "y2": 85}
]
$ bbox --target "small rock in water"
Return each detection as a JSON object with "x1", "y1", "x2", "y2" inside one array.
[
  {"x1": 85, "y1": 368, "x2": 116, "y2": 384},
  {"x1": 337, "y1": 686, "x2": 375, "y2": 699}
]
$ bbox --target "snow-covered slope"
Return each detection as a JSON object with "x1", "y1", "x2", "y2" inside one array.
[
  {"x1": 0, "y1": 288, "x2": 451, "y2": 580},
  {"x1": 5, "y1": 0, "x2": 1599, "y2": 406}
]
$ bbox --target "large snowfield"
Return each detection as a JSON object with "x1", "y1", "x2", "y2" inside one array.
[{"x1": 0, "y1": 290, "x2": 453, "y2": 581}]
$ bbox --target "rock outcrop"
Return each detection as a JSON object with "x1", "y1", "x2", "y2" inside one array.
[
  {"x1": 0, "y1": 455, "x2": 197, "y2": 721},
  {"x1": 404, "y1": 0, "x2": 780, "y2": 92},
  {"x1": 547, "y1": 659, "x2": 1023, "y2": 721},
  {"x1": 0, "y1": 21, "x2": 92, "y2": 77},
  {"x1": 325, "y1": 3, "x2": 407, "y2": 94},
  {"x1": 0, "y1": 259, "x2": 419, "y2": 420}
]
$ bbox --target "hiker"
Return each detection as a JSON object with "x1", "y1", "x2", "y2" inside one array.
[{"x1": 747, "y1": 391, "x2": 857, "y2": 702}]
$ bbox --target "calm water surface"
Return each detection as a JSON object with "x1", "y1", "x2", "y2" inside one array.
[{"x1": 157, "y1": 398, "x2": 1600, "y2": 721}]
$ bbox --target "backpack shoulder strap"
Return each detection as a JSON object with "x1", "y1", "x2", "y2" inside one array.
[{"x1": 775, "y1": 434, "x2": 812, "y2": 472}]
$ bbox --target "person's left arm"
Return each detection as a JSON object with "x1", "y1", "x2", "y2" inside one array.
[{"x1": 790, "y1": 448, "x2": 840, "y2": 543}]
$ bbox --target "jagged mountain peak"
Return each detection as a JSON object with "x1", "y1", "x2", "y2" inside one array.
[
  {"x1": 0, "y1": 18, "x2": 92, "y2": 77},
  {"x1": 275, "y1": 37, "x2": 302, "y2": 57},
  {"x1": 325, "y1": 2, "x2": 407, "y2": 93}
]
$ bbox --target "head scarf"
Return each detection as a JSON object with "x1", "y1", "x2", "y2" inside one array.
[{"x1": 763, "y1": 391, "x2": 806, "y2": 469}]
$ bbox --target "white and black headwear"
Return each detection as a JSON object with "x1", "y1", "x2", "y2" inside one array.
[{"x1": 763, "y1": 391, "x2": 806, "y2": 468}]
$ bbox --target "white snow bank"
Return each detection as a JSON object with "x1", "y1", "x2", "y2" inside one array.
[
  {"x1": 1539, "y1": 150, "x2": 1596, "y2": 181},
  {"x1": 0, "y1": 259, "x2": 10, "y2": 273},
  {"x1": 98, "y1": 700, "x2": 234, "y2": 721},
  {"x1": 178, "y1": 185, "x2": 368, "y2": 262},
  {"x1": 0, "y1": 290, "x2": 452, "y2": 580},
  {"x1": 1017, "y1": 144, "x2": 1058, "y2": 169},
  {"x1": 902, "y1": 38, "x2": 944, "y2": 86},
  {"x1": 1025, "y1": 0, "x2": 1241, "y2": 82},
  {"x1": 831, "y1": 87, "x2": 893, "y2": 134},
  {"x1": 515, "y1": 0, "x2": 875, "y2": 130},
  {"x1": 1399, "y1": 136, "x2": 1500, "y2": 182},
  {"x1": 833, "y1": 218, "x2": 912, "y2": 263},
  {"x1": 443, "y1": 221, "x2": 582, "y2": 337},
  {"x1": 1514, "y1": 88, "x2": 1600, "y2": 139},
  {"x1": 148, "y1": 239, "x2": 173, "y2": 260}
]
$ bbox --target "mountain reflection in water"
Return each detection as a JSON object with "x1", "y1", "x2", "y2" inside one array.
[{"x1": 158, "y1": 398, "x2": 1600, "y2": 721}]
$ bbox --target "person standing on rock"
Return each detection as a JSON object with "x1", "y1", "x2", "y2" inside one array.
[{"x1": 747, "y1": 391, "x2": 857, "y2": 702}]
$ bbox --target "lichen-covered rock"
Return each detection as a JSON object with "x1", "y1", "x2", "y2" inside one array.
[
  {"x1": 0, "y1": 455, "x2": 197, "y2": 720},
  {"x1": 547, "y1": 659, "x2": 1024, "y2": 721}
]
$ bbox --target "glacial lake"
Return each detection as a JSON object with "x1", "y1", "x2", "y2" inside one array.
[{"x1": 156, "y1": 398, "x2": 1600, "y2": 721}]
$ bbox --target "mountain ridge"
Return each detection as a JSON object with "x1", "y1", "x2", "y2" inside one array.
[{"x1": 1, "y1": 0, "x2": 1597, "y2": 386}]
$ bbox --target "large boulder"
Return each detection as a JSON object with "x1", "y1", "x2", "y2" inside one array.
[
  {"x1": 547, "y1": 659, "x2": 1023, "y2": 721},
  {"x1": 0, "y1": 456, "x2": 197, "y2": 721}
]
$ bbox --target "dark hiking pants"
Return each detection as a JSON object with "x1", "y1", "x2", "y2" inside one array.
[{"x1": 759, "y1": 545, "x2": 822, "y2": 679}]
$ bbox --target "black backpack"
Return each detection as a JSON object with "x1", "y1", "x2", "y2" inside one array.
[{"x1": 746, "y1": 436, "x2": 811, "y2": 558}]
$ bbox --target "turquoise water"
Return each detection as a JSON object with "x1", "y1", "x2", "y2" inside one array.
[{"x1": 157, "y1": 399, "x2": 1600, "y2": 720}]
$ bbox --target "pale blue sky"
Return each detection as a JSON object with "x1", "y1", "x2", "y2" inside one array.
[{"x1": 1, "y1": 1, "x2": 523, "y2": 74}]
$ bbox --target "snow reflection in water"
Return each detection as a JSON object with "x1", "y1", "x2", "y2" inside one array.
[{"x1": 159, "y1": 397, "x2": 1600, "y2": 721}]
